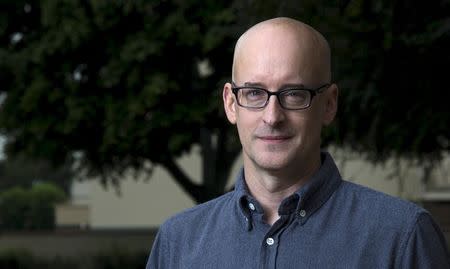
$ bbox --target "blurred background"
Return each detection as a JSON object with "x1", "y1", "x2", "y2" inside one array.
[{"x1": 0, "y1": 0, "x2": 449, "y2": 268}]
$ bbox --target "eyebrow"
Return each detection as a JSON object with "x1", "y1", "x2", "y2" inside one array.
[{"x1": 243, "y1": 81, "x2": 306, "y2": 89}]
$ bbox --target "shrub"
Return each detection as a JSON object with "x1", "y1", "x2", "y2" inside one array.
[
  {"x1": 0, "y1": 187, "x2": 30, "y2": 230},
  {"x1": 28, "y1": 183, "x2": 66, "y2": 230},
  {"x1": 0, "y1": 183, "x2": 66, "y2": 230}
]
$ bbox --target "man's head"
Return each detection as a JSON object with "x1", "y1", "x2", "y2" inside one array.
[
  {"x1": 223, "y1": 17, "x2": 338, "y2": 175},
  {"x1": 232, "y1": 18, "x2": 331, "y2": 84}
]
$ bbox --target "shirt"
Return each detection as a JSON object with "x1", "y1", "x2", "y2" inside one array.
[{"x1": 146, "y1": 152, "x2": 450, "y2": 269}]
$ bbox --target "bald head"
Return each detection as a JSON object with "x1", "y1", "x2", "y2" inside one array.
[{"x1": 232, "y1": 17, "x2": 331, "y2": 84}]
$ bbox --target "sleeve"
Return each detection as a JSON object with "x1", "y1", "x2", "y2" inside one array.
[
  {"x1": 399, "y1": 212, "x2": 450, "y2": 269},
  {"x1": 145, "y1": 225, "x2": 169, "y2": 269}
]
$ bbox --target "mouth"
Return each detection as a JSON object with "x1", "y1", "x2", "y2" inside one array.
[{"x1": 257, "y1": 135, "x2": 292, "y2": 144}]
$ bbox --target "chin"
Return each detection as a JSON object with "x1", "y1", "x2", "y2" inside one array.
[
  {"x1": 254, "y1": 156, "x2": 291, "y2": 171},
  {"x1": 243, "y1": 146, "x2": 298, "y2": 171}
]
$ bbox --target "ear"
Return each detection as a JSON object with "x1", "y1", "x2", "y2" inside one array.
[
  {"x1": 223, "y1": 82, "x2": 237, "y2": 124},
  {"x1": 322, "y1": 83, "x2": 338, "y2": 126}
]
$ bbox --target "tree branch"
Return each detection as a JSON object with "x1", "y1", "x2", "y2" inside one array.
[{"x1": 159, "y1": 157, "x2": 208, "y2": 203}]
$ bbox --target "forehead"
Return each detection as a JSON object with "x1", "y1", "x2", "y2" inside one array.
[
  {"x1": 233, "y1": 22, "x2": 330, "y2": 85},
  {"x1": 236, "y1": 32, "x2": 313, "y2": 84}
]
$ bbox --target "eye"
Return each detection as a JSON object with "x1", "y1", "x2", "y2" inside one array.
[
  {"x1": 247, "y1": 89, "x2": 264, "y2": 96},
  {"x1": 242, "y1": 88, "x2": 266, "y2": 99},
  {"x1": 282, "y1": 90, "x2": 309, "y2": 103},
  {"x1": 286, "y1": 89, "x2": 306, "y2": 97}
]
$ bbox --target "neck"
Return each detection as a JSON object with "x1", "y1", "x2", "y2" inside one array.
[{"x1": 244, "y1": 155, "x2": 321, "y2": 225}]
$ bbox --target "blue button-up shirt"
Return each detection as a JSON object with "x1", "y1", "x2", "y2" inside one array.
[{"x1": 146, "y1": 152, "x2": 450, "y2": 268}]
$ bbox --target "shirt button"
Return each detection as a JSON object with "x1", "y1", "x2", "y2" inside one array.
[
  {"x1": 299, "y1": 209, "x2": 306, "y2": 217},
  {"x1": 266, "y1": 237, "x2": 275, "y2": 246},
  {"x1": 248, "y1": 203, "x2": 256, "y2": 211}
]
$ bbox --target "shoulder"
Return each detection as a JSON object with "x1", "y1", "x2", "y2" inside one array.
[
  {"x1": 335, "y1": 181, "x2": 449, "y2": 267},
  {"x1": 337, "y1": 180, "x2": 428, "y2": 226}
]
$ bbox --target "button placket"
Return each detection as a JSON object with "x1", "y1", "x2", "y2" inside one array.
[{"x1": 261, "y1": 232, "x2": 281, "y2": 268}]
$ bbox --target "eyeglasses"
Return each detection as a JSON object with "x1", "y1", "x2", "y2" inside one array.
[{"x1": 231, "y1": 82, "x2": 331, "y2": 110}]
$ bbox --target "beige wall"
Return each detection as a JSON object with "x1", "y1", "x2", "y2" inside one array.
[
  {"x1": 55, "y1": 204, "x2": 89, "y2": 228},
  {"x1": 330, "y1": 148, "x2": 450, "y2": 200},
  {"x1": 88, "y1": 169, "x2": 196, "y2": 228},
  {"x1": 70, "y1": 146, "x2": 232, "y2": 228}
]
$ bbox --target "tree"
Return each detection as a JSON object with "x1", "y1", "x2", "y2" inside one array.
[
  {"x1": 324, "y1": 0, "x2": 450, "y2": 168},
  {"x1": 0, "y1": 0, "x2": 242, "y2": 203},
  {"x1": 0, "y1": 0, "x2": 448, "y2": 204}
]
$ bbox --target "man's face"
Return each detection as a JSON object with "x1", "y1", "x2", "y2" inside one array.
[{"x1": 223, "y1": 26, "x2": 337, "y2": 173}]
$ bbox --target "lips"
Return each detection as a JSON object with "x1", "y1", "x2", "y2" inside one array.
[
  {"x1": 257, "y1": 135, "x2": 292, "y2": 143},
  {"x1": 259, "y1": 135, "x2": 289, "y2": 140}
]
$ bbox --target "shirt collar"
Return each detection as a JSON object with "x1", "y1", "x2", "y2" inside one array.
[{"x1": 233, "y1": 151, "x2": 342, "y2": 230}]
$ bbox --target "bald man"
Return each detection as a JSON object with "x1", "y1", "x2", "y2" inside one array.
[{"x1": 146, "y1": 17, "x2": 449, "y2": 269}]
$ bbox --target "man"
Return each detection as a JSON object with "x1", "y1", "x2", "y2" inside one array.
[{"x1": 146, "y1": 17, "x2": 449, "y2": 268}]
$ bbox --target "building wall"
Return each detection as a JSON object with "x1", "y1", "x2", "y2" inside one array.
[
  {"x1": 88, "y1": 168, "x2": 196, "y2": 228},
  {"x1": 69, "y1": 147, "x2": 206, "y2": 228}
]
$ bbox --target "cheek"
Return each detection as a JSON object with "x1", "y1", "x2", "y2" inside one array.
[
  {"x1": 236, "y1": 119, "x2": 252, "y2": 137},
  {"x1": 235, "y1": 113, "x2": 258, "y2": 143},
  {"x1": 293, "y1": 111, "x2": 323, "y2": 138}
]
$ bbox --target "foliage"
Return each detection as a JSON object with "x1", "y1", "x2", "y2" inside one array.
[
  {"x1": 0, "y1": 156, "x2": 73, "y2": 193},
  {"x1": 0, "y1": 187, "x2": 29, "y2": 230},
  {"x1": 0, "y1": 0, "x2": 240, "y2": 203},
  {"x1": 323, "y1": 0, "x2": 450, "y2": 166},
  {"x1": 0, "y1": 183, "x2": 66, "y2": 230},
  {"x1": 0, "y1": 0, "x2": 448, "y2": 203},
  {"x1": 28, "y1": 182, "x2": 67, "y2": 229}
]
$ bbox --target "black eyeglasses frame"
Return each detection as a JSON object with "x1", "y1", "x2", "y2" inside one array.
[{"x1": 230, "y1": 82, "x2": 331, "y2": 110}]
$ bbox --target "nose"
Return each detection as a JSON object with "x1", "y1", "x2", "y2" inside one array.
[{"x1": 262, "y1": 95, "x2": 285, "y2": 126}]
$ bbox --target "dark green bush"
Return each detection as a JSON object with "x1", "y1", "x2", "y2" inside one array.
[
  {"x1": 28, "y1": 183, "x2": 66, "y2": 230},
  {"x1": 0, "y1": 183, "x2": 66, "y2": 230},
  {"x1": 0, "y1": 187, "x2": 29, "y2": 230}
]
